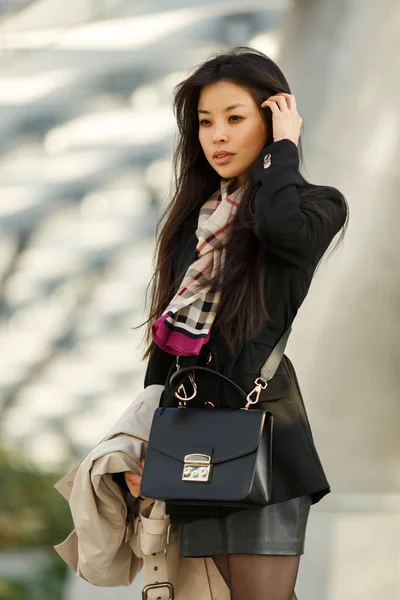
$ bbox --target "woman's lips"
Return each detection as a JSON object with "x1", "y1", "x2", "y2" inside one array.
[{"x1": 214, "y1": 154, "x2": 234, "y2": 165}]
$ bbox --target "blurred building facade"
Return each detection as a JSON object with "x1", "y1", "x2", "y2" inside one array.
[{"x1": 0, "y1": 1, "x2": 399, "y2": 598}]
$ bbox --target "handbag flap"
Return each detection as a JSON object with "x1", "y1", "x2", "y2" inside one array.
[{"x1": 147, "y1": 408, "x2": 267, "y2": 464}]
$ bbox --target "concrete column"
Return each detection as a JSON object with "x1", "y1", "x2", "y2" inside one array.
[
  {"x1": 279, "y1": 0, "x2": 400, "y2": 501},
  {"x1": 276, "y1": 2, "x2": 400, "y2": 598}
]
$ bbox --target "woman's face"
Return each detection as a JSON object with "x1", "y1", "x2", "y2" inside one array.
[{"x1": 198, "y1": 80, "x2": 268, "y2": 186}]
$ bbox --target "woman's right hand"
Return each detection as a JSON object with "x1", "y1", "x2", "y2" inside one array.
[{"x1": 124, "y1": 458, "x2": 147, "y2": 499}]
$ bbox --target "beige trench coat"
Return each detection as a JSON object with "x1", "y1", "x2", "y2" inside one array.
[{"x1": 54, "y1": 384, "x2": 229, "y2": 600}]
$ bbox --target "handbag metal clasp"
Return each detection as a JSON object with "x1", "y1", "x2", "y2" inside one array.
[
  {"x1": 242, "y1": 376, "x2": 268, "y2": 410},
  {"x1": 174, "y1": 372, "x2": 197, "y2": 407},
  {"x1": 182, "y1": 453, "x2": 212, "y2": 482}
]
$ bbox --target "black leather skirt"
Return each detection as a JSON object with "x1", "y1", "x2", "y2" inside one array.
[{"x1": 179, "y1": 494, "x2": 311, "y2": 557}]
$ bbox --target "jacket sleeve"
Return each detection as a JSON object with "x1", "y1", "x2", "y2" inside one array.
[
  {"x1": 249, "y1": 138, "x2": 346, "y2": 267},
  {"x1": 144, "y1": 343, "x2": 175, "y2": 387}
]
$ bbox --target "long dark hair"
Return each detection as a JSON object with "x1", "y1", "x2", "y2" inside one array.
[{"x1": 136, "y1": 46, "x2": 349, "y2": 360}]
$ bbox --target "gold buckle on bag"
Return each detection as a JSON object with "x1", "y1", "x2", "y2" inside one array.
[
  {"x1": 174, "y1": 372, "x2": 197, "y2": 407},
  {"x1": 142, "y1": 582, "x2": 174, "y2": 600},
  {"x1": 241, "y1": 376, "x2": 268, "y2": 410},
  {"x1": 182, "y1": 453, "x2": 211, "y2": 482}
]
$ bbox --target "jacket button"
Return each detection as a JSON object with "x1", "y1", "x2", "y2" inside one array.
[
  {"x1": 263, "y1": 153, "x2": 272, "y2": 169},
  {"x1": 206, "y1": 352, "x2": 213, "y2": 364}
]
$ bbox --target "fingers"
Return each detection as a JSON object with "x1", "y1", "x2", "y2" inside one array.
[
  {"x1": 260, "y1": 92, "x2": 302, "y2": 146},
  {"x1": 280, "y1": 92, "x2": 297, "y2": 111},
  {"x1": 262, "y1": 95, "x2": 288, "y2": 113},
  {"x1": 124, "y1": 466, "x2": 148, "y2": 500},
  {"x1": 124, "y1": 471, "x2": 142, "y2": 497},
  {"x1": 261, "y1": 93, "x2": 297, "y2": 113},
  {"x1": 262, "y1": 99, "x2": 280, "y2": 115},
  {"x1": 125, "y1": 472, "x2": 141, "y2": 484}
]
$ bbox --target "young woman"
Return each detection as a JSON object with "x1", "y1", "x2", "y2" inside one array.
[{"x1": 125, "y1": 46, "x2": 348, "y2": 600}]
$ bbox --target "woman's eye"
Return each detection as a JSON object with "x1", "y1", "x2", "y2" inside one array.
[{"x1": 199, "y1": 116, "x2": 242, "y2": 126}]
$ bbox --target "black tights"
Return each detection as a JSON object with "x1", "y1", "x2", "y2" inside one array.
[{"x1": 212, "y1": 553, "x2": 300, "y2": 600}]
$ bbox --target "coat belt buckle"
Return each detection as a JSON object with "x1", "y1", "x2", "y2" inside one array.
[{"x1": 142, "y1": 582, "x2": 174, "y2": 599}]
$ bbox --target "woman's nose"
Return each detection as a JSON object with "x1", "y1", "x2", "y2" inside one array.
[{"x1": 212, "y1": 131, "x2": 227, "y2": 142}]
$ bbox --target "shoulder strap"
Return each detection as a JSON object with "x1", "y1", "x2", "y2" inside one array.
[
  {"x1": 168, "y1": 327, "x2": 292, "y2": 391},
  {"x1": 164, "y1": 327, "x2": 292, "y2": 410},
  {"x1": 259, "y1": 327, "x2": 291, "y2": 382}
]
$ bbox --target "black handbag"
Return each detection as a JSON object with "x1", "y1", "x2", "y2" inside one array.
[{"x1": 140, "y1": 328, "x2": 291, "y2": 521}]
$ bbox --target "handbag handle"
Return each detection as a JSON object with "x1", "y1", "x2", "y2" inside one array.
[
  {"x1": 168, "y1": 365, "x2": 248, "y2": 400},
  {"x1": 167, "y1": 326, "x2": 292, "y2": 403}
]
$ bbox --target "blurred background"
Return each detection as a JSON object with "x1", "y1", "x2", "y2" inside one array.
[{"x1": 0, "y1": 0, "x2": 399, "y2": 599}]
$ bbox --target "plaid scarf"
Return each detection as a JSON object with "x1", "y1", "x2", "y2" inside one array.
[{"x1": 151, "y1": 177, "x2": 245, "y2": 356}]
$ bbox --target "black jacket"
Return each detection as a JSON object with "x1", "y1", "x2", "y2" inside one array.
[{"x1": 144, "y1": 138, "x2": 347, "y2": 505}]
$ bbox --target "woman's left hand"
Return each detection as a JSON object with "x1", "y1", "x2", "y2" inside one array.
[
  {"x1": 261, "y1": 93, "x2": 303, "y2": 147},
  {"x1": 124, "y1": 458, "x2": 147, "y2": 499}
]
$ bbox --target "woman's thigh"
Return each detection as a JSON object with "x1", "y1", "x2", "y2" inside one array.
[{"x1": 213, "y1": 553, "x2": 301, "y2": 600}]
